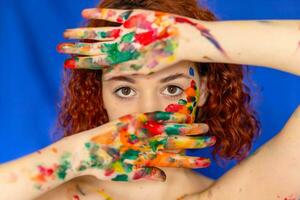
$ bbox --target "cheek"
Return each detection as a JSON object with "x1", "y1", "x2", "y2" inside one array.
[
  {"x1": 164, "y1": 80, "x2": 199, "y2": 123},
  {"x1": 102, "y1": 87, "x2": 137, "y2": 121}
]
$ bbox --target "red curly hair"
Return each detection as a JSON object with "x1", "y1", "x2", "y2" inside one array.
[{"x1": 56, "y1": 0, "x2": 260, "y2": 163}]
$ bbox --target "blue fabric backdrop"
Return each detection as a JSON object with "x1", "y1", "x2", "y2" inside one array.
[{"x1": 1, "y1": 0, "x2": 299, "y2": 179}]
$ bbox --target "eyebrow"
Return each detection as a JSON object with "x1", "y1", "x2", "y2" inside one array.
[
  {"x1": 105, "y1": 73, "x2": 191, "y2": 83},
  {"x1": 106, "y1": 76, "x2": 135, "y2": 83},
  {"x1": 160, "y1": 73, "x2": 191, "y2": 83}
]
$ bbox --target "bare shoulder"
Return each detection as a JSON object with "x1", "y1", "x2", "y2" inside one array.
[{"x1": 185, "y1": 170, "x2": 215, "y2": 190}]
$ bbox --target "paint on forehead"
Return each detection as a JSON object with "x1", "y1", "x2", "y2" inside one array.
[{"x1": 189, "y1": 67, "x2": 195, "y2": 77}]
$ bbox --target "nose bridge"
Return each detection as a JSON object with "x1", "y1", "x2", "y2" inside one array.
[{"x1": 138, "y1": 87, "x2": 158, "y2": 113}]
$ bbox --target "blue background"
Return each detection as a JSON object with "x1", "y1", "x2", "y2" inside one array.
[{"x1": 1, "y1": 0, "x2": 299, "y2": 179}]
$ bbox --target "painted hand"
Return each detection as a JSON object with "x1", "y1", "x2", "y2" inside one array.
[
  {"x1": 71, "y1": 111, "x2": 215, "y2": 182},
  {"x1": 57, "y1": 8, "x2": 228, "y2": 75}
]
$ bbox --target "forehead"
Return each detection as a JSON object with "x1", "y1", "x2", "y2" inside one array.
[{"x1": 102, "y1": 60, "x2": 196, "y2": 80}]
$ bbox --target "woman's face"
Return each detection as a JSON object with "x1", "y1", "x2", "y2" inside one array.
[{"x1": 102, "y1": 61, "x2": 207, "y2": 122}]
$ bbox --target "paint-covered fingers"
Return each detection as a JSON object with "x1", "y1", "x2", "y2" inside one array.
[
  {"x1": 143, "y1": 111, "x2": 189, "y2": 124},
  {"x1": 63, "y1": 27, "x2": 122, "y2": 41},
  {"x1": 142, "y1": 135, "x2": 216, "y2": 152},
  {"x1": 63, "y1": 56, "x2": 108, "y2": 69},
  {"x1": 57, "y1": 42, "x2": 106, "y2": 56},
  {"x1": 81, "y1": 8, "x2": 133, "y2": 23},
  {"x1": 165, "y1": 135, "x2": 216, "y2": 149},
  {"x1": 162, "y1": 123, "x2": 209, "y2": 136},
  {"x1": 125, "y1": 152, "x2": 211, "y2": 168}
]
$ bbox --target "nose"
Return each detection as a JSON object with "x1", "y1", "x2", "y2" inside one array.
[{"x1": 138, "y1": 88, "x2": 160, "y2": 113}]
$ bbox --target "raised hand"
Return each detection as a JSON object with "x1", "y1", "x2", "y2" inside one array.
[
  {"x1": 71, "y1": 111, "x2": 215, "y2": 182},
  {"x1": 57, "y1": 8, "x2": 228, "y2": 75},
  {"x1": 28, "y1": 111, "x2": 215, "y2": 190}
]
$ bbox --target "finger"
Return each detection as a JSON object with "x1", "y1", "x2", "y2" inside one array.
[
  {"x1": 125, "y1": 152, "x2": 211, "y2": 168},
  {"x1": 143, "y1": 111, "x2": 189, "y2": 124},
  {"x1": 143, "y1": 135, "x2": 215, "y2": 152},
  {"x1": 63, "y1": 27, "x2": 122, "y2": 41},
  {"x1": 162, "y1": 123, "x2": 209, "y2": 136},
  {"x1": 63, "y1": 56, "x2": 108, "y2": 69},
  {"x1": 128, "y1": 167, "x2": 166, "y2": 182},
  {"x1": 165, "y1": 135, "x2": 216, "y2": 150},
  {"x1": 140, "y1": 122, "x2": 208, "y2": 138},
  {"x1": 57, "y1": 42, "x2": 106, "y2": 56},
  {"x1": 81, "y1": 8, "x2": 133, "y2": 23}
]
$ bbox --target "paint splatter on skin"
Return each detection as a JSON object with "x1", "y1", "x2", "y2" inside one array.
[
  {"x1": 165, "y1": 80, "x2": 199, "y2": 123},
  {"x1": 29, "y1": 111, "x2": 215, "y2": 190},
  {"x1": 96, "y1": 188, "x2": 113, "y2": 200},
  {"x1": 189, "y1": 67, "x2": 195, "y2": 77},
  {"x1": 57, "y1": 8, "x2": 228, "y2": 72},
  {"x1": 31, "y1": 152, "x2": 72, "y2": 190},
  {"x1": 73, "y1": 194, "x2": 80, "y2": 200}
]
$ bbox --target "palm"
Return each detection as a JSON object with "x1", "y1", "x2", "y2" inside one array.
[{"x1": 57, "y1": 8, "x2": 228, "y2": 75}]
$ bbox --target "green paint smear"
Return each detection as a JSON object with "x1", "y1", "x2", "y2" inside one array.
[
  {"x1": 129, "y1": 134, "x2": 138, "y2": 142},
  {"x1": 112, "y1": 174, "x2": 129, "y2": 181},
  {"x1": 121, "y1": 32, "x2": 135, "y2": 43},
  {"x1": 121, "y1": 10, "x2": 132, "y2": 20},
  {"x1": 165, "y1": 124, "x2": 185, "y2": 136},
  {"x1": 153, "y1": 111, "x2": 171, "y2": 121},
  {"x1": 178, "y1": 99, "x2": 187, "y2": 105},
  {"x1": 149, "y1": 138, "x2": 168, "y2": 152},
  {"x1": 130, "y1": 64, "x2": 143, "y2": 71},
  {"x1": 101, "y1": 43, "x2": 140, "y2": 65},
  {"x1": 99, "y1": 31, "x2": 107, "y2": 38},
  {"x1": 56, "y1": 160, "x2": 71, "y2": 180},
  {"x1": 164, "y1": 39, "x2": 178, "y2": 54},
  {"x1": 121, "y1": 149, "x2": 140, "y2": 161}
]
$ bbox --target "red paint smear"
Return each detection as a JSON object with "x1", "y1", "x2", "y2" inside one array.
[
  {"x1": 175, "y1": 17, "x2": 208, "y2": 32},
  {"x1": 143, "y1": 120, "x2": 164, "y2": 136},
  {"x1": 195, "y1": 158, "x2": 210, "y2": 168},
  {"x1": 132, "y1": 170, "x2": 145, "y2": 180},
  {"x1": 124, "y1": 14, "x2": 146, "y2": 28},
  {"x1": 56, "y1": 43, "x2": 65, "y2": 52},
  {"x1": 109, "y1": 29, "x2": 121, "y2": 39},
  {"x1": 38, "y1": 166, "x2": 54, "y2": 176},
  {"x1": 104, "y1": 168, "x2": 115, "y2": 176},
  {"x1": 165, "y1": 104, "x2": 185, "y2": 112},
  {"x1": 73, "y1": 195, "x2": 80, "y2": 200},
  {"x1": 123, "y1": 14, "x2": 153, "y2": 30},
  {"x1": 175, "y1": 17, "x2": 197, "y2": 26},
  {"x1": 190, "y1": 80, "x2": 196, "y2": 88},
  {"x1": 64, "y1": 58, "x2": 76, "y2": 69},
  {"x1": 134, "y1": 30, "x2": 156, "y2": 46}
]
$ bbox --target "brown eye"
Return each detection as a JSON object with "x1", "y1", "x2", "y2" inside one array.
[
  {"x1": 115, "y1": 87, "x2": 136, "y2": 98},
  {"x1": 162, "y1": 85, "x2": 183, "y2": 96}
]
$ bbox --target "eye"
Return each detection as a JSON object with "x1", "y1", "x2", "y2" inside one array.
[
  {"x1": 162, "y1": 85, "x2": 183, "y2": 97},
  {"x1": 114, "y1": 87, "x2": 136, "y2": 98}
]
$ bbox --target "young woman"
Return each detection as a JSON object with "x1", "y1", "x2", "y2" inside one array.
[{"x1": 1, "y1": 0, "x2": 300, "y2": 199}]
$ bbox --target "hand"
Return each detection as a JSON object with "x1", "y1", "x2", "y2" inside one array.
[
  {"x1": 57, "y1": 8, "x2": 228, "y2": 75},
  {"x1": 69, "y1": 111, "x2": 216, "y2": 182}
]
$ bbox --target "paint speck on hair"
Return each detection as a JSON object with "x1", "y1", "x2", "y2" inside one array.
[{"x1": 189, "y1": 67, "x2": 194, "y2": 77}]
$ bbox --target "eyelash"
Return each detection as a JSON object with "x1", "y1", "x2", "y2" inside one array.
[
  {"x1": 113, "y1": 85, "x2": 184, "y2": 100},
  {"x1": 113, "y1": 86, "x2": 137, "y2": 100},
  {"x1": 161, "y1": 85, "x2": 184, "y2": 99}
]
